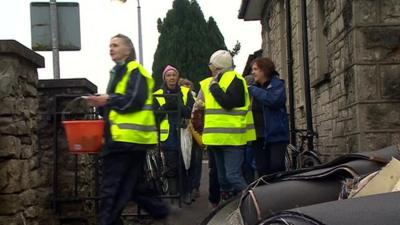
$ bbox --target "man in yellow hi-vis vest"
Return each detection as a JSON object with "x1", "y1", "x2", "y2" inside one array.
[
  {"x1": 200, "y1": 50, "x2": 256, "y2": 201},
  {"x1": 153, "y1": 65, "x2": 194, "y2": 204},
  {"x1": 86, "y1": 34, "x2": 168, "y2": 224}
]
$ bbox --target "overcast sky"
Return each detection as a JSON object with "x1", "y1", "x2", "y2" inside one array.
[{"x1": 0, "y1": 0, "x2": 261, "y2": 92}]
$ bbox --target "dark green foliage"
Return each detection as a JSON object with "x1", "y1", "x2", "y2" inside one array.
[
  {"x1": 152, "y1": 0, "x2": 227, "y2": 91},
  {"x1": 207, "y1": 17, "x2": 226, "y2": 54}
]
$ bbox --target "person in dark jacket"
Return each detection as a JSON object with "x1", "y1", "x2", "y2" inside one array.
[
  {"x1": 248, "y1": 57, "x2": 289, "y2": 176},
  {"x1": 179, "y1": 78, "x2": 204, "y2": 200},
  {"x1": 191, "y1": 76, "x2": 221, "y2": 207},
  {"x1": 153, "y1": 65, "x2": 194, "y2": 204},
  {"x1": 86, "y1": 34, "x2": 169, "y2": 225},
  {"x1": 201, "y1": 50, "x2": 254, "y2": 201}
]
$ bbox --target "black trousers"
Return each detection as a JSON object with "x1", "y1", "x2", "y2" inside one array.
[
  {"x1": 163, "y1": 149, "x2": 191, "y2": 196},
  {"x1": 253, "y1": 138, "x2": 287, "y2": 177},
  {"x1": 208, "y1": 150, "x2": 220, "y2": 204},
  {"x1": 190, "y1": 142, "x2": 203, "y2": 190},
  {"x1": 99, "y1": 151, "x2": 168, "y2": 225}
]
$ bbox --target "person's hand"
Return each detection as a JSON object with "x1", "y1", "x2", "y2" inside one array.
[
  {"x1": 209, "y1": 80, "x2": 218, "y2": 86},
  {"x1": 209, "y1": 76, "x2": 219, "y2": 89},
  {"x1": 194, "y1": 98, "x2": 204, "y2": 108},
  {"x1": 84, "y1": 94, "x2": 109, "y2": 107},
  {"x1": 245, "y1": 74, "x2": 255, "y2": 86}
]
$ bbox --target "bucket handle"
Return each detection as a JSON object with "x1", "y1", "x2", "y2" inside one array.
[{"x1": 62, "y1": 96, "x2": 99, "y2": 121}]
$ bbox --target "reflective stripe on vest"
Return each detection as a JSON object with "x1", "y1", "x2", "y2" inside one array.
[
  {"x1": 154, "y1": 86, "x2": 190, "y2": 141},
  {"x1": 108, "y1": 61, "x2": 157, "y2": 144},
  {"x1": 200, "y1": 71, "x2": 255, "y2": 146},
  {"x1": 245, "y1": 107, "x2": 256, "y2": 142},
  {"x1": 203, "y1": 124, "x2": 256, "y2": 135},
  {"x1": 116, "y1": 123, "x2": 157, "y2": 131},
  {"x1": 205, "y1": 109, "x2": 248, "y2": 116}
]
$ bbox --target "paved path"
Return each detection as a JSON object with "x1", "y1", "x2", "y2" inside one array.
[
  {"x1": 125, "y1": 161, "x2": 214, "y2": 225},
  {"x1": 162, "y1": 162, "x2": 213, "y2": 225}
]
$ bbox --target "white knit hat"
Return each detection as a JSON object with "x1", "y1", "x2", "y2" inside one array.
[{"x1": 209, "y1": 50, "x2": 233, "y2": 69}]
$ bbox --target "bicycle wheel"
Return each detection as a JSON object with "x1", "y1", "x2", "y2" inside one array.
[
  {"x1": 145, "y1": 152, "x2": 169, "y2": 195},
  {"x1": 300, "y1": 152, "x2": 321, "y2": 168},
  {"x1": 155, "y1": 153, "x2": 169, "y2": 194},
  {"x1": 285, "y1": 145, "x2": 294, "y2": 171},
  {"x1": 285, "y1": 149, "x2": 292, "y2": 171}
]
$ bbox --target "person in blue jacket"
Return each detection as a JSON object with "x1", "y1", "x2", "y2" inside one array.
[{"x1": 248, "y1": 57, "x2": 289, "y2": 176}]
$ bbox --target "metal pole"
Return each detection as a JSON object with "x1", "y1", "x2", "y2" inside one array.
[
  {"x1": 300, "y1": 0, "x2": 314, "y2": 151},
  {"x1": 52, "y1": 97, "x2": 59, "y2": 212},
  {"x1": 50, "y1": 0, "x2": 61, "y2": 79},
  {"x1": 285, "y1": 0, "x2": 296, "y2": 146},
  {"x1": 137, "y1": 0, "x2": 143, "y2": 64}
]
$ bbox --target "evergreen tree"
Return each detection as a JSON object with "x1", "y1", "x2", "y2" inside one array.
[
  {"x1": 152, "y1": 0, "x2": 226, "y2": 91},
  {"x1": 207, "y1": 16, "x2": 227, "y2": 54}
]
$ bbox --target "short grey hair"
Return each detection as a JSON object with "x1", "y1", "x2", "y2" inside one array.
[{"x1": 112, "y1": 33, "x2": 136, "y2": 60}]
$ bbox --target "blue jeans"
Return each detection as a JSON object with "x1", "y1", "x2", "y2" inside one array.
[
  {"x1": 210, "y1": 145, "x2": 247, "y2": 192},
  {"x1": 242, "y1": 143, "x2": 256, "y2": 184}
]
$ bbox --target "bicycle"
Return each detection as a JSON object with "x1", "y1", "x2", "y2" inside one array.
[{"x1": 285, "y1": 129, "x2": 321, "y2": 170}]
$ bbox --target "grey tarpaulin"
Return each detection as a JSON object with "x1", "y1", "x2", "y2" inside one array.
[
  {"x1": 201, "y1": 145, "x2": 400, "y2": 225},
  {"x1": 261, "y1": 191, "x2": 400, "y2": 225},
  {"x1": 239, "y1": 145, "x2": 400, "y2": 225}
]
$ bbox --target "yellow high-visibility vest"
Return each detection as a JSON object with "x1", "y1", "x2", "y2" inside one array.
[
  {"x1": 154, "y1": 86, "x2": 190, "y2": 141},
  {"x1": 200, "y1": 71, "x2": 255, "y2": 146},
  {"x1": 108, "y1": 61, "x2": 157, "y2": 144}
]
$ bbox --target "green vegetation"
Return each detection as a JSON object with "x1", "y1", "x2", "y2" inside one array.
[{"x1": 152, "y1": 0, "x2": 227, "y2": 90}]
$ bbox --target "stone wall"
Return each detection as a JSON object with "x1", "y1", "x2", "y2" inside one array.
[
  {"x1": 0, "y1": 40, "x2": 52, "y2": 225},
  {"x1": 260, "y1": 0, "x2": 400, "y2": 160},
  {"x1": 0, "y1": 40, "x2": 100, "y2": 225}
]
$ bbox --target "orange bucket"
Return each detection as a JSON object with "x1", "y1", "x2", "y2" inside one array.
[{"x1": 62, "y1": 120, "x2": 105, "y2": 154}]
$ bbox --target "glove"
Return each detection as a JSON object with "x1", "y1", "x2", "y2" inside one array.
[{"x1": 163, "y1": 95, "x2": 177, "y2": 110}]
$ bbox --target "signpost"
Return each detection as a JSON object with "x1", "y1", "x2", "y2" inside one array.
[{"x1": 30, "y1": 1, "x2": 81, "y2": 79}]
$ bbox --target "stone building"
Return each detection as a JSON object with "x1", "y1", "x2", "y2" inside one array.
[{"x1": 239, "y1": 0, "x2": 400, "y2": 159}]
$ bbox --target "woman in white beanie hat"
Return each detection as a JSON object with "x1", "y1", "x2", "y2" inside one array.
[
  {"x1": 209, "y1": 49, "x2": 234, "y2": 70},
  {"x1": 199, "y1": 50, "x2": 256, "y2": 202}
]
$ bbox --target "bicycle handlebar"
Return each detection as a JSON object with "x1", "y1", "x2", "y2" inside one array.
[{"x1": 290, "y1": 129, "x2": 319, "y2": 139}]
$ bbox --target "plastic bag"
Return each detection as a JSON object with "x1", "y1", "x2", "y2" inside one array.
[{"x1": 180, "y1": 126, "x2": 193, "y2": 170}]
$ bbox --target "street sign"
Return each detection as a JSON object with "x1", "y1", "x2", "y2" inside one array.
[{"x1": 30, "y1": 2, "x2": 81, "y2": 51}]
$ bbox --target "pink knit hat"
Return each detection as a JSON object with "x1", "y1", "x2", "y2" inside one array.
[{"x1": 162, "y1": 65, "x2": 179, "y2": 80}]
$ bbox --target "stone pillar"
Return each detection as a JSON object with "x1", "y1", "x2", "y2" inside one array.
[
  {"x1": 38, "y1": 78, "x2": 99, "y2": 224},
  {"x1": 352, "y1": 0, "x2": 400, "y2": 151},
  {"x1": 0, "y1": 40, "x2": 46, "y2": 225},
  {"x1": 308, "y1": 0, "x2": 400, "y2": 156}
]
